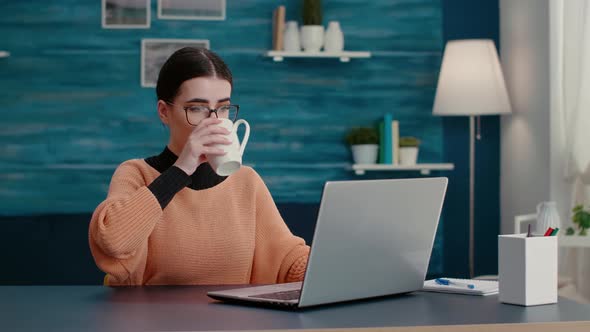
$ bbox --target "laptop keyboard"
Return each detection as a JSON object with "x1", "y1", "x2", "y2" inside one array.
[{"x1": 249, "y1": 289, "x2": 301, "y2": 301}]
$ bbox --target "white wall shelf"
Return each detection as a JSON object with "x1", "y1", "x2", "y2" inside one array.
[
  {"x1": 559, "y1": 235, "x2": 590, "y2": 248},
  {"x1": 0, "y1": 51, "x2": 10, "y2": 58},
  {"x1": 265, "y1": 50, "x2": 371, "y2": 62},
  {"x1": 351, "y1": 163, "x2": 455, "y2": 175}
]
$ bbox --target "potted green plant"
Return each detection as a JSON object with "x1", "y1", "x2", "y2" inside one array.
[
  {"x1": 399, "y1": 136, "x2": 421, "y2": 165},
  {"x1": 569, "y1": 204, "x2": 590, "y2": 236},
  {"x1": 345, "y1": 127, "x2": 379, "y2": 164},
  {"x1": 301, "y1": 0, "x2": 323, "y2": 52}
]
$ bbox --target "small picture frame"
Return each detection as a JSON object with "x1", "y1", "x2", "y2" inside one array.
[
  {"x1": 158, "y1": 0, "x2": 226, "y2": 21},
  {"x1": 102, "y1": 0, "x2": 150, "y2": 29},
  {"x1": 141, "y1": 38, "x2": 210, "y2": 88}
]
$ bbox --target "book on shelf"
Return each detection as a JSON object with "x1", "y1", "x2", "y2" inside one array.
[
  {"x1": 383, "y1": 113, "x2": 392, "y2": 164},
  {"x1": 391, "y1": 120, "x2": 399, "y2": 165},
  {"x1": 378, "y1": 121, "x2": 385, "y2": 164},
  {"x1": 272, "y1": 6, "x2": 285, "y2": 51},
  {"x1": 376, "y1": 114, "x2": 400, "y2": 165},
  {"x1": 272, "y1": 9, "x2": 277, "y2": 50},
  {"x1": 378, "y1": 113, "x2": 400, "y2": 165}
]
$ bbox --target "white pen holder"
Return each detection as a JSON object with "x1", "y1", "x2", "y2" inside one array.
[{"x1": 498, "y1": 234, "x2": 557, "y2": 306}]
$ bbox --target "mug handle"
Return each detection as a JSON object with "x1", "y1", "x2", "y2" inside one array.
[{"x1": 232, "y1": 119, "x2": 250, "y2": 156}]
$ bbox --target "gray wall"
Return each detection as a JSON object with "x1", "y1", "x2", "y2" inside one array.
[
  {"x1": 548, "y1": 0, "x2": 572, "y2": 234},
  {"x1": 500, "y1": 0, "x2": 551, "y2": 234}
]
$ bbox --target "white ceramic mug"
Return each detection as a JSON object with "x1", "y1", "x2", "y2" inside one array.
[{"x1": 208, "y1": 118, "x2": 250, "y2": 176}]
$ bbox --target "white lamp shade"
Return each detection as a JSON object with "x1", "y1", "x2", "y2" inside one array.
[{"x1": 433, "y1": 39, "x2": 512, "y2": 116}]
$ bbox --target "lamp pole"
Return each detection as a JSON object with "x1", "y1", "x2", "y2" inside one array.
[{"x1": 469, "y1": 116, "x2": 475, "y2": 279}]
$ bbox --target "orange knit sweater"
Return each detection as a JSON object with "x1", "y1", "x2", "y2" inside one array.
[{"x1": 89, "y1": 159, "x2": 310, "y2": 286}]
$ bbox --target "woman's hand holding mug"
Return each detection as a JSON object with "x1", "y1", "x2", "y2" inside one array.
[{"x1": 174, "y1": 118, "x2": 232, "y2": 175}]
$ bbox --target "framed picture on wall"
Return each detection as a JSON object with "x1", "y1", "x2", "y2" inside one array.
[
  {"x1": 102, "y1": 0, "x2": 150, "y2": 29},
  {"x1": 141, "y1": 38, "x2": 210, "y2": 88},
  {"x1": 158, "y1": 0, "x2": 226, "y2": 20}
]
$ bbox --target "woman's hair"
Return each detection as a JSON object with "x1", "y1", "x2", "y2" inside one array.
[{"x1": 156, "y1": 47, "x2": 233, "y2": 103}]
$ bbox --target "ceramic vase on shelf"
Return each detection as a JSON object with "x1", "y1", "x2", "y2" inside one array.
[
  {"x1": 324, "y1": 21, "x2": 344, "y2": 53},
  {"x1": 301, "y1": 0, "x2": 324, "y2": 52},
  {"x1": 301, "y1": 25, "x2": 324, "y2": 52},
  {"x1": 283, "y1": 21, "x2": 301, "y2": 52},
  {"x1": 536, "y1": 201, "x2": 562, "y2": 234}
]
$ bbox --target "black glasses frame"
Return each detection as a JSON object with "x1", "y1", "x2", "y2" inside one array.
[{"x1": 166, "y1": 102, "x2": 240, "y2": 126}]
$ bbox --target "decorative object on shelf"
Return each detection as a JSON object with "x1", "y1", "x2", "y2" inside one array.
[
  {"x1": 346, "y1": 127, "x2": 379, "y2": 165},
  {"x1": 102, "y1": 0, "x2": 150, "y2": 29},
  {"x1": 570, "y1": 204, "x2": 590, "y2": 236},
  {"x1": 324, "y1": 21, "x2": 344, "y2": 53},
  {"x1": 536, "y1": 201, "x2": 562, "y2": 234},
  {"x1": 300, "y1": 25, "x2": 324, "y2": 52},
  {"x1": 141, "y1": 38, "x2": 210, "y2": 88},
  {"x1": 283, "y1": 21, "x2": 301, "y2": 52},
  {"x1": 158, "y1": 0, "x2": 226, "y2": 20},
  {"x1": 433, "y1": 39, "x2": 512, "y2": 278},
  {"x1": 272, "y1": 6, "x2": 286, "y2": 51},
  {"x1": 399, "y1": 137, "x2": 421, "y2": 166},
  {"x1": 301, "y1": 0, "x2": 324, "y2": 52},
  {"x1": 265, "y1": 0, "x2": 368, "y2": 62}
]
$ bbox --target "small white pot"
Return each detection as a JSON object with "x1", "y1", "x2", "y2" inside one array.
[
  {"x1": 399, "y1": 147, "x2": 419, "y2": 165},
  {"x1": 351, "y1": 144, "x2": 379, "y2": 164},
  {"x1": 301, "y1": 25, "x2": 324, "y2": 52}
]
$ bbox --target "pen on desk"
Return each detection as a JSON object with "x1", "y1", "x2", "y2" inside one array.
[
  {"x1": 435, "y1": 278, "x2": 475, "y2": 289},
  {"x1": 543, "y1": 227, "x2": 554, "y2": 237},
  {"x1": 527, "y1": 224, "x2": 532, "y2": 237}
]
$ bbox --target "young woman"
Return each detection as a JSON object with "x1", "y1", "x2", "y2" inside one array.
[{"x1": 89, "y1": 47, "x2": 310, "y2": 286}]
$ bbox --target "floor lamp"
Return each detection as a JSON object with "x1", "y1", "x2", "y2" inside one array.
[{"x1": 432, "y1": 39, "x2": 512, "y2": 278}]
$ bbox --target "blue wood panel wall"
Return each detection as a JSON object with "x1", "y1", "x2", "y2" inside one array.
[
  {"x1": 0, "y1": 0, "x2": 443, "y2": 214},
  {"x1": 0, "y1": 0, "x2": 446, "y2": 277}
]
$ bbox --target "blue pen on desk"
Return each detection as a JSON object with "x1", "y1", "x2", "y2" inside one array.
[{"x1": 435, "y1": 278, "x2": 475, "y2": 289}]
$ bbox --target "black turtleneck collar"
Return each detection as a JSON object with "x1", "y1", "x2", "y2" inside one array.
[{"x1": 145, "y1": 146, "x2": 227, "y2": 191}]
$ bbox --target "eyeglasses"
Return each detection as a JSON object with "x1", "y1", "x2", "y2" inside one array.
[{"x1": 166, "y1": 102, "x2": 240, "y2": 126}]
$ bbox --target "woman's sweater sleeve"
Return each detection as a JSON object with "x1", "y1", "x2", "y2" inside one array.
[
  {"x1": 88, "y1": 161, "x2": 189, "y2": 284},
  {"x1": 249, "y1": 170, "x2": 310, "y2": 284}
]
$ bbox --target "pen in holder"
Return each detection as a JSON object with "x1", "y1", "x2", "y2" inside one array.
[{"x1": 498, "y1": 234, "x2": 557, "y2": 306}]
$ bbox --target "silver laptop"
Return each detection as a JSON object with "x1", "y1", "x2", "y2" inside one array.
[{"x1": 207, "y1": 177, "x2": 448, "y2": 309}]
